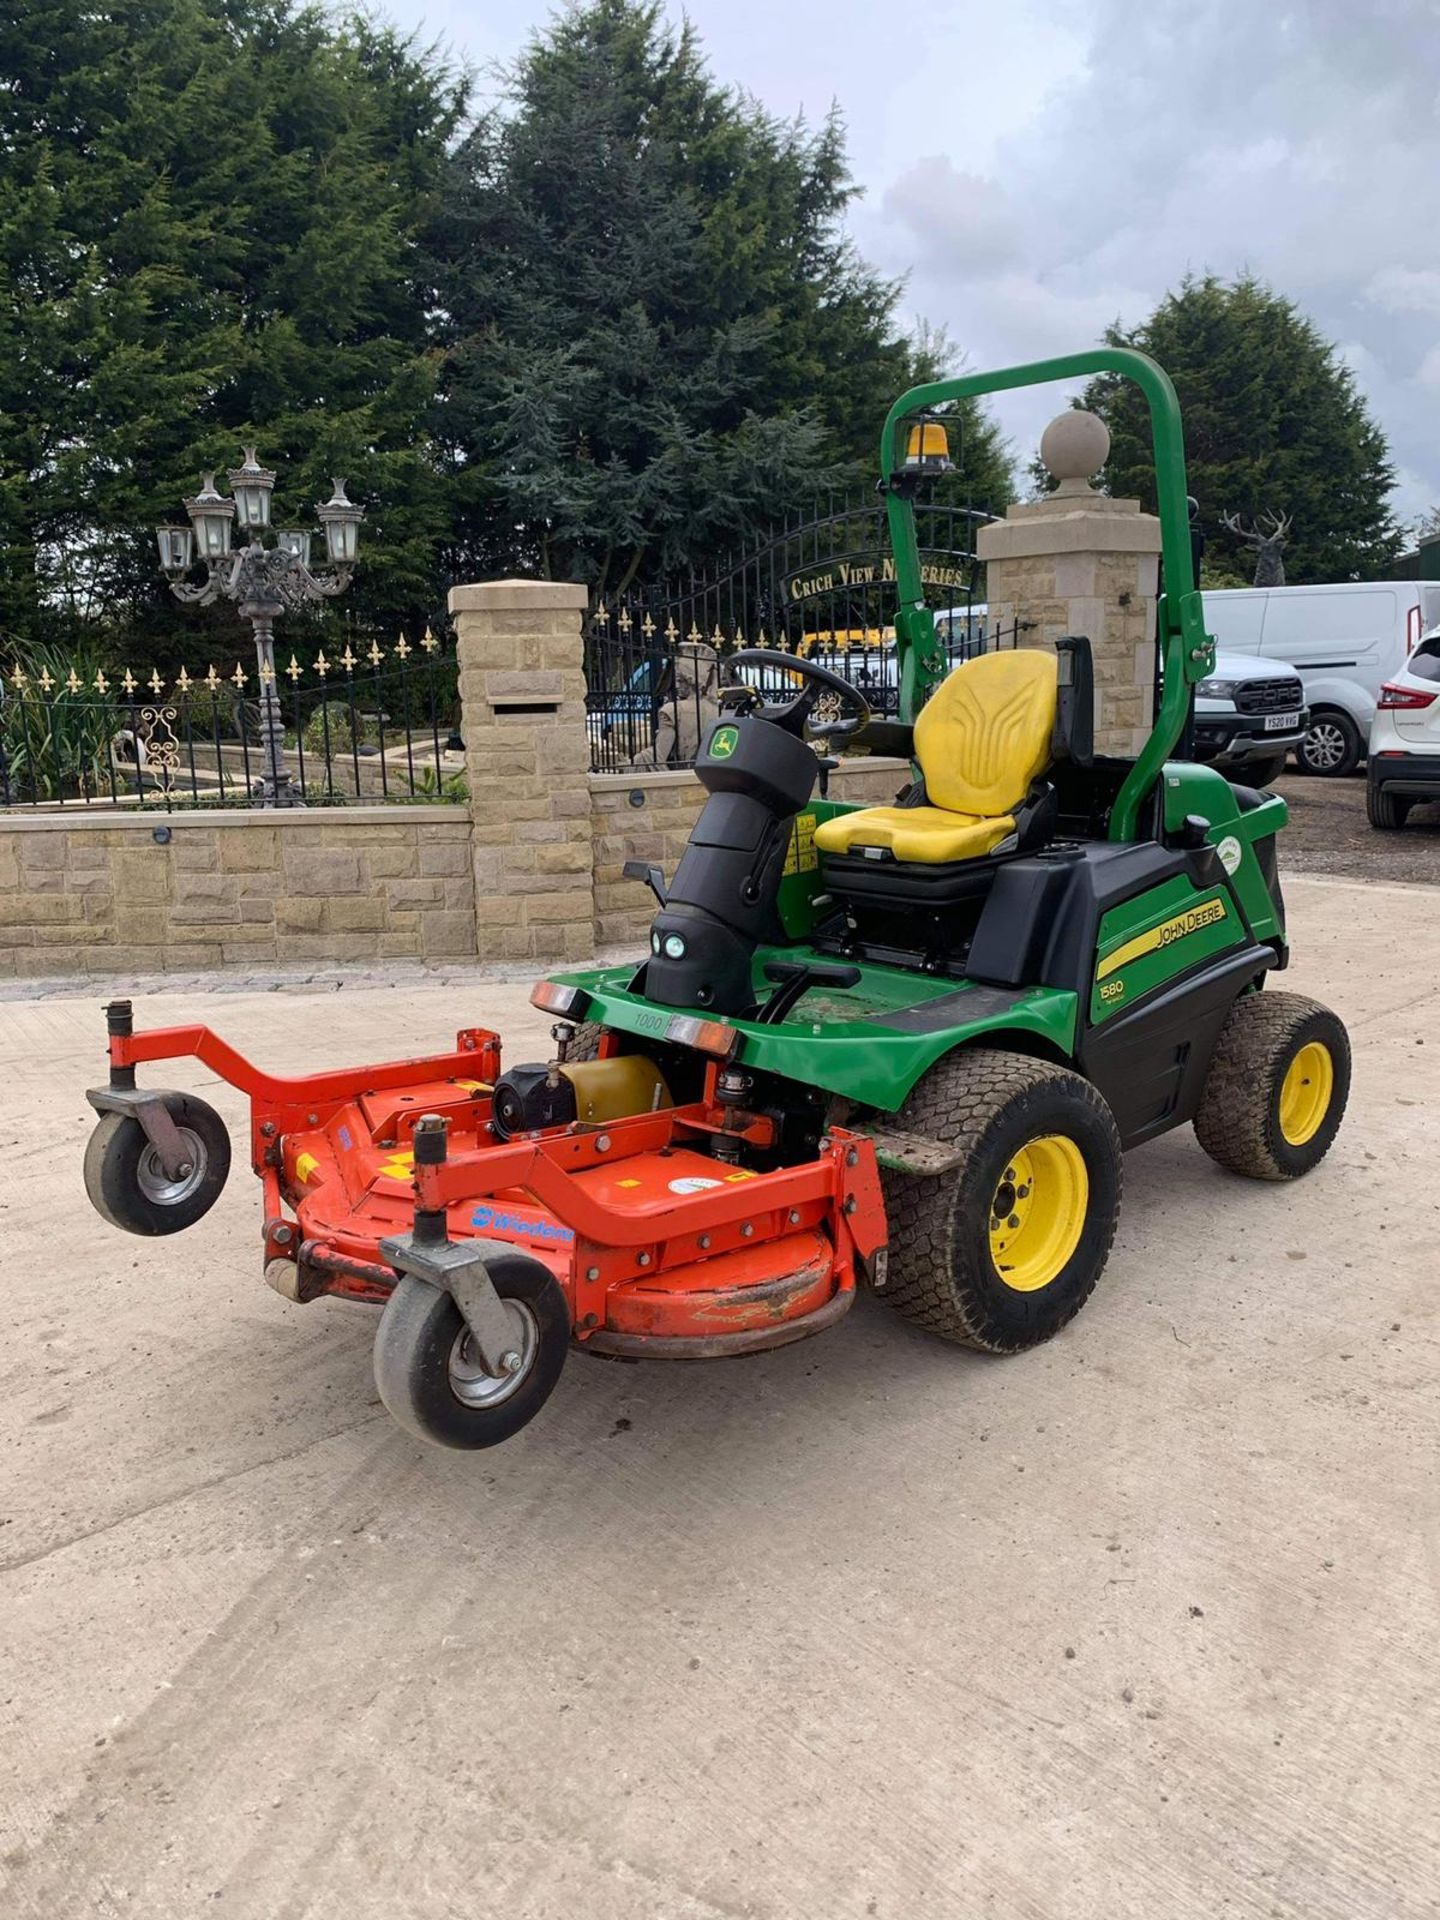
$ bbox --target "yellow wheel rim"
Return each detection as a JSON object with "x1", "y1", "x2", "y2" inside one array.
[
  {"x1": 1278, "y1": 1041, "x2": 1334, "y2": 1146},
  {"x1": 988, "y1": 1135, "x2": 1089, "y2": 1292}
]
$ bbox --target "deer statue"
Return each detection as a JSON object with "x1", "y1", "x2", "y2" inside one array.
[{"x1": 1221, "y1": 510, "x2": 1292, "y2": 588}]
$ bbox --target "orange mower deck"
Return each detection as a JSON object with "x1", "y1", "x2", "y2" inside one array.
[{"x1": 104, "y1": 1016, "x2": 886, "y2": 1357}]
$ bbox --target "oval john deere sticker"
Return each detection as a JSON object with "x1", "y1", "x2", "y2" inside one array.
[{"x1": 709, "y1": 725, "x2": 739, "y2": 759}]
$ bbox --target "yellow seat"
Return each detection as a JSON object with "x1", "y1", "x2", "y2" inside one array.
[{"x1": 815, "y1": 649, "x2": 1058, "y2": 865}]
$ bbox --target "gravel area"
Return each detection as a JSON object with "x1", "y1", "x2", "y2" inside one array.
[{"x1": 1275, "y1": 768, "x2": 1440, "y2": 882}]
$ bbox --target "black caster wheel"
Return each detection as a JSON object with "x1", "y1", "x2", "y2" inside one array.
[
  {"x1": 373, "y1": 1251, "x2": 570, "y2": 1451},
  {"x1": 83, "y1": 1093, "x2": 232, "y2": 1236}
]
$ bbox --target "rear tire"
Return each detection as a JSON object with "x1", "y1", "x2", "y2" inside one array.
[
  {"x1": 1298, "y1": 710, "x2": 1362, "y2": 777},
  {"x1": 83, "y1": 1093, "x2": 231, "y2": 1236},
  {"x1": 373, "y1": 1253, "x2": 570, "y2": 1450},
  {"x1": 880, "y1": 1050, "x2": 1123, "y2": 1353},
  {"x1": 1193, "y1": 991, "x2": 1350, "y2": 1180},
  {"x1": 564, "y1": 1021, "x2": 606, "y2": 1062},
  {"x1": 1366, "y1": 781, "x2": 1413, "y2": 830}
]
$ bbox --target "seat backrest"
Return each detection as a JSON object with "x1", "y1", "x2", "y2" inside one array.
[{"x1": 913, "y1": 648, "x2": 1058, "y2": 816}]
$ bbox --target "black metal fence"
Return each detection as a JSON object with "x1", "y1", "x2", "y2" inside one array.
[
  {"x1": 583, "y1": 489, "x2": 1021, "y2": 772},
  {"x1": 585, "y1": 603, "x2": 1032, "y2": 773},
  {"x1": 0, "y1": 633, "x2": 464, "y2": 811}
]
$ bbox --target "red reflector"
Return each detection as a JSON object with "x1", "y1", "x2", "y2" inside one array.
[
  {"x1": 1377, "y1": 682, "x2": 1436, "y2": 710},
  {"x1": 530, "y1": 980, "x2": 590, "y2": 1018}
]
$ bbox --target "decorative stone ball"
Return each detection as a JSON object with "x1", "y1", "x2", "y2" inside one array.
[{"x1": 1040, "y1": 409, "x2": 1110, "y2": 485}]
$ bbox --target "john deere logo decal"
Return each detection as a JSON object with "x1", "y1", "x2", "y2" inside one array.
[
  {"x1": 1097, "y1": 896, "x2": 1228, "y2": 980},
  {"x1": 710, "y1": 725, "x2": 739, "y2": 759}
]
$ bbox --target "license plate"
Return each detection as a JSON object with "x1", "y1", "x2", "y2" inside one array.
[{"x1": 1264, "y1": 711, "x2": 1301, "y2": 731}]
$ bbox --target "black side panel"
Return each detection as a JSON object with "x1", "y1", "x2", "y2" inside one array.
[
  {"x1": 967, "y1": 857, "x2": 1080, "y2": 987},
  {"x1": 959, "y1": 841, "x2": 1188, "y2": 996},
  {"x1": 1039, "y1": 844, "x2": 1189, "y2": 996},
  {"x1": 1079, "y1": 944, "x2": 1273, "y2": 1147}
]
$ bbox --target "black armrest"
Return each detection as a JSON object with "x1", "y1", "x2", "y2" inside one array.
[{"x1": 853, "y1": 718, "x2": 914, "y2": 759}]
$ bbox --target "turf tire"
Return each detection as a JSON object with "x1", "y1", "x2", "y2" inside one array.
[
  {"x1": 880, "y1": 1049, "x2": 1123, "y2": 1353},
  {"x1": 83, "y1": 1093, "x2": 231, "y2": 1236},
  {"x1": 1193, "y1": 991, "x2": 1350, "y2": 1180}
]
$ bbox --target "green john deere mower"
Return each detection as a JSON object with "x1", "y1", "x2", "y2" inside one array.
[
  {"x1": 85, "y1": 348, "x2": 1350, "y2": 1449},
  {"x1": 534, "y1": 345, "x2": 1351, "y2": 1356}
]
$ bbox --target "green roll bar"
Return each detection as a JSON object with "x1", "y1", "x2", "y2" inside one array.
[{"x1": 880, "y1": 348, "x2": 1215, "y2": 843}]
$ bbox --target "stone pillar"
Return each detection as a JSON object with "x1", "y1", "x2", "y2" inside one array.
[
  {"x1": 977, "y1": 410, "x2": 1162, "y2": 757},
  {"x1": 449, "y1": 578, "x2": 595, "y2": 965}
]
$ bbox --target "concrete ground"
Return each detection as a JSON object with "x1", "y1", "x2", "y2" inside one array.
[{"x1": 1, "y1": 873, "x2": 1437, "y2": 1920}]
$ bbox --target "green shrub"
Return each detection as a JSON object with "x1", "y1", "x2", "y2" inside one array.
[
  {"x1": 0, "y1": 638, "x2": 121, "y2": 802},
  {"x1": 300, "y1": 700, "x2": 376, "y2": 758}
]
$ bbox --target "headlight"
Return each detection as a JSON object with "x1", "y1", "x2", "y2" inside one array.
[
  {"x1": 662, "y1": 933, "x2": 687, "y2": 961},
  {"x1": 1196, "y1": 678, "x2": 1239, "y2": 700}
]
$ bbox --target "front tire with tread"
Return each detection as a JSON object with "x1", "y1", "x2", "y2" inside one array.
[
  {"x1": 880, "y1": 1049, "x2": 1123, "y2": 1353},
  {"x1": 1193, "y1": 991, "x2": 1349, "y2": 1180}
]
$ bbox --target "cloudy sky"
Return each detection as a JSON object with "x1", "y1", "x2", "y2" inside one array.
[{"x1": 384, "y1": 0, "x2": 1440, "y2": 523}]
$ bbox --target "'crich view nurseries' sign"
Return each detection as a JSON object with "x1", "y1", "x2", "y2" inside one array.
[{"x1": 783, "y1": 550, "x2": 973, "y2": 602}]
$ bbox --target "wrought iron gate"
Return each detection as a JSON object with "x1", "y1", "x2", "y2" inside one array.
[{"x1": 585, "y1": 490, "x2": 1007, "y2": 772}]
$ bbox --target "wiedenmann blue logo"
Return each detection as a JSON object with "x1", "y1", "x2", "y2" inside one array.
[{"x1": 471, "y1": 1203, "x2": 575, "y2": 1244}]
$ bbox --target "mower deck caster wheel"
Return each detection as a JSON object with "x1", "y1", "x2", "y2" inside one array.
[
  {"x1": 373, "y1": 1252, "x2": 570, "y2": 1450},
  {"x1": 83, "y1": 1093, "x2": 231, "y2": 1236}
]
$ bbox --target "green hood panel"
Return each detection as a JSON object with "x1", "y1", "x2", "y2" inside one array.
[{"x1": 548, "y1": 948, "x2": 1079, "y2": 1113}]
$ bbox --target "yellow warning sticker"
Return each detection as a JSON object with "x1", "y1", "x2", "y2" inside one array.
[
  {"x1": 295, "y1": 1152, "x2": 319, "y2": 1185},
  {"x1": 379, "y1": 1149, "x2": 415, "y2": 1183},
  {"x1": 783, "y1": 812, "x2": 818, "y2": 877}
]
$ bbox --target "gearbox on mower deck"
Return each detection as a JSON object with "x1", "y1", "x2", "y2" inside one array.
[{"x1": 81, "y1": 345, "x2": 1351, "y2": 1452}]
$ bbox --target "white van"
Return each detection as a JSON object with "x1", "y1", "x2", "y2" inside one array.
[{"x1": 1202, "y1": 582, "x2": 1440, "y2": 775}]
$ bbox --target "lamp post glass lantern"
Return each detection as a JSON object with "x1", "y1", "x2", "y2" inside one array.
[{"x1": 159, "y1": 452, "x2": 363, "y2": 806}]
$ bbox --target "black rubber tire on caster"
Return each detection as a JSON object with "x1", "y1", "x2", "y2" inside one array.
[
  {"x1": 1366, "y1": 781, "x2": 1413, "y2": 830},
  {"x1": 1193, "y1": 991, "x2": 1350, "y2": 1181},
  {"x1": 880, "y1": 1048, "x2": 1123, "y2": 1353},
  {"x1": 373, "y1": 1251, "x2": 570, "y2": 1450},
  {"x1": 82, "y1": 1093, "x2": 231, "y2": 1236},
  {"x1": 1297, "y1": 709, "x2": 1363, "y2": 778}
]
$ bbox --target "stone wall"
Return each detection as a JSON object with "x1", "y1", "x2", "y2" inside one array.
[
  {"x1": 591, "y1": 757, "x2": 912, "y2": 949},
  {"x1": 451, "y1": 580, "x2": 595, "y2": 967},
  {"x1": 0, "y1": 807, "x2": 475, "y2": 980},
  {"x1": 0, "y1": 576, "x2": 922, "y2": 981}
]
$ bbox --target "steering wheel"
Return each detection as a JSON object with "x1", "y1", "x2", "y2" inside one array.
[{"x1": 723, "y1": 648, "x2": 872, "y2": 745}]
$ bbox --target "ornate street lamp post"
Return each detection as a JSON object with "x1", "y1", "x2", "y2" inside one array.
[{"x1": 156, "y1": 450, "x2": 363, "y2": 805}]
